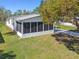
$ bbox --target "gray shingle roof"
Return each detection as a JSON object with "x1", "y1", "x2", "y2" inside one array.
[{"x1": 8, "y1": 14, "x2": 40, "y2": 20}]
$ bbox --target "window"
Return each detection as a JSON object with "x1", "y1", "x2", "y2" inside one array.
[
  {"x1": 16, "y1": 21, "x2": 21, "y2": 32},
  {"x1": 23, "y1": 22, "x2": 30, "y2": 34},
  {"x1": 44, "y1": 24, "x2": 48, "y2": 31},
  {"x1": 49, "y1": 24, "x2": 53, "y2": 30},
  {"x1": 31, "y1": 22, "x2": 37, "y2": 32},
  {"x1": 38, "y1": 22, "x2": 43, "y2": 32}
]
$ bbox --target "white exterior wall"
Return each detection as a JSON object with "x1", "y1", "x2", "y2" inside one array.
[
  {"x1": 17, "y1": 31, "x2": 22, "y2": 37},
  {"x1": 6, "y1": 18, "x2": 17, "y2": 31},
  {"x1": 6, "y1": 19, "x2": 14, "y2": 30},
  {"x1": 21, "y1": 30, "x2": 53, "y2": 38}
]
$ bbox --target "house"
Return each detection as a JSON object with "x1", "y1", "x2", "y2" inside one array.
[{"x1": 6, "y1": 14, "x2": 54, "y2": 38}]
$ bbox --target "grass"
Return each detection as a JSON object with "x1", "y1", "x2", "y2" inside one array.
[
  {"x1": 0, "y1": 23, "x2": 79, "y2": 59},
  {"x1": 57, "y1": 24, "x2": 76, "y2": 30}
]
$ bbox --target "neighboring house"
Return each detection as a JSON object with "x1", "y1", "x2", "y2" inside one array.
[
  {"x1": 6, "y1": 14, "x2": 54, "y2": 38},
  {"x1": 59, "y1": 22, "x2": 76, "y2": 27}
]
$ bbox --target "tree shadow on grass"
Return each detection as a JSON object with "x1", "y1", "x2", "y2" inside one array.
[
  {"x1": 52, "y1": 33, "x2": 79, "y2": 54},
  {"x1": 0, "y1": 50, "x2": 16, "y2": 59},
  {"x1": 4, "y1": 31, "x2": 16, "y2": 35},
  {"x1": 69, "y1": 30, "x2": 79, "y2": 33},
  {"x1": 0, "y1": 32, "x2": 5, "y2": 43}
]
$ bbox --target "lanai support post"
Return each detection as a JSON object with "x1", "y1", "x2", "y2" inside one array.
[
  {"x1": 43, "y1": 22, "x2": 44, "y2": 31},
  {"x1": 37, "y1": 22, "x2": 38, "y2": 32},
  {"x1": 30, "y1": 22, "x2": 31, "y2": 33},
  {"x1": 21, "y1": 21, "x2": 23, "y2": 34}
]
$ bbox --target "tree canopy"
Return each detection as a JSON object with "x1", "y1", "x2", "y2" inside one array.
[
  {"x1": 13, "y1": 10, "x2": 31, "y2": 16},
  {"x1": 0, "y1": 7, "x2": 12, "y2": 23},
  {"x1": 0, "y1": 7, "x2": 31, "y2": 23},
  {"x1": 32, "y1": 7, "x2": 39, "y2": 14},
  {"x1": 40, "y1": 0, "x2": 79, "y2": 25}
]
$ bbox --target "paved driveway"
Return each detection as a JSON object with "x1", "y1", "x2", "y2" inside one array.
[{"x1": 54, "y1": 29, "x2": 79, "y2": 37}]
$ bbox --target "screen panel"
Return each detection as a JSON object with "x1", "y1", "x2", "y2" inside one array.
[
  {"x1": 31, "y1": 22, "x2": 37, "y2": 32},
  {"x1": 23, "y1": 22, "x2": 30, "y2": 34},
  {"x1": 38, "y1": 22, "x2": 43, "y2": 32}
]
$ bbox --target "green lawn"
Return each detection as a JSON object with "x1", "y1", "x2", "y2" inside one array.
[
  {"x1": 0, "y1": 23, "x2": 79, "y2": 59},
  {"x1": 57, "y1": 24, "x2": 76, "y2": 30}
]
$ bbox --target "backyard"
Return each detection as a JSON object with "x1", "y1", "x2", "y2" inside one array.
[{"x1": 0, "y1": 23, "x2": 79, "y2": 59}]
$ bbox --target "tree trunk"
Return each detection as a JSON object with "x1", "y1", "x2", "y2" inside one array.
[{"x1": 75, "y1": 20, "x2": 79, "y2": 31}]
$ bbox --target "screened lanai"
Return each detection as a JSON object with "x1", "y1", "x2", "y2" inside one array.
[{"x1": 16, "y1": 21, "x2": 53, "y2": 34}]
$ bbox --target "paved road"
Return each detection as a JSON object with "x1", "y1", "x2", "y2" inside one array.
[{"x1": 54, "y1": 29, "x2": 79, "y2": 37}]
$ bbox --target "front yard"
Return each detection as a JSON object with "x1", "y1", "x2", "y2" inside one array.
[{"x1": 0, "y1": 23, "x2": 79, "y2": 59}]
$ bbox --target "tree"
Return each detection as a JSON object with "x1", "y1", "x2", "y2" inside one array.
[
  {"x1": 0, "y1": 50, "x2": 16, "y2": 59},
  {"x1": 22, "y1": 10, "x2": 30, "y2": 15},
  {"x1": 13, "y1": 10, "x2": 30, "y2": 16},
  {"x1": 39, "y1": 0, "x2": 79, "y2": 30},
  {"x1": 13, "y1": 10, "x2": 22, "y2": 16},
  {"x1": 32, "y1": 7, "x2": 39, "y2": 14},
  {"x1": 0, "y1": 7, "x2": 12, "y2": 23},
  {"x1": 5, "y1": 10, "x2": 12, "y2": 17}
]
